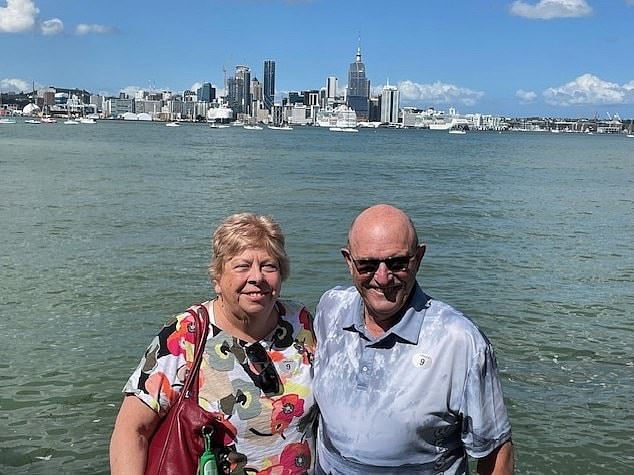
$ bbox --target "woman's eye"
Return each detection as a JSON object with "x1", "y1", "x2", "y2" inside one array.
[{"x1": 262, "y1": 264, "x2": 279, "y2": 272}]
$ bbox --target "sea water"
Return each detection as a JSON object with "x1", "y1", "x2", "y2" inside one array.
[{"x1": 1, "y1": 121, "x2": 633, "y2": 474}]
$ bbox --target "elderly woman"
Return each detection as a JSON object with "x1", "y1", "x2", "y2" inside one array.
[{"x1": 110, "y1": 213, "x2": 316, "y2": 474}]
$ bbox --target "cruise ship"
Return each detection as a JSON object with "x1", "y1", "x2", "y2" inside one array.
[{"x1": 316, "y1": 105, "x2": 357, "y2": 129}]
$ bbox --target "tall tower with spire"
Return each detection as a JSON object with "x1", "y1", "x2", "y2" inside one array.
[{"x1": 346, "y1": 42, "x2": 370, "y2": 121}]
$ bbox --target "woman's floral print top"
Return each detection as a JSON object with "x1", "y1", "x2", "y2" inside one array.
[{"x1": 124, "y1": 299, "x2": 317, "y2": 474}]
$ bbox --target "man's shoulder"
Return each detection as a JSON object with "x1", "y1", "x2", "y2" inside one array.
[
  {"x1": 318, "y1": 285, "x2": 359, "y2": 308},
  {"x1": 425, "y1": 298, "x2": 491, "y2": 348}
]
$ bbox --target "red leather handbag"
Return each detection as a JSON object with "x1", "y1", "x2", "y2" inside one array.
[{"x1": 145, "y1": 305, "x2": 215, "y2": 475}]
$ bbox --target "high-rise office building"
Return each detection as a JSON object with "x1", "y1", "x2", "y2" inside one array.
[
  {"x1": 197, "y1": 82, "x2": 216, "y2": 103},
  {"x1": 346, "y1": 47, "x2": 370, "y2": 121},
  {"x1": 326, "y1": 76, "x2": 337, "y2": 100},
  {"x1": 227, "y1": 65, "x2": 251, "y2": 115},
  {"x1": 380, "y1": 83, "x2": 400, "y2": 124},
  {"x1": 263, "y1": 60, "x2": 275, "y2": 111},
  {"x1": 251, "y1": 78, "x2": 263, "y2": 102}
]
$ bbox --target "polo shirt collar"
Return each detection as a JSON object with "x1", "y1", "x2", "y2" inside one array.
[{"x1": 342, "y1": 283, "x2": 431, "y2": 345}]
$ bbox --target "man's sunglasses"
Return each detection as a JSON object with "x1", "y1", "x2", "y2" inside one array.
[
  {"x1": 243, "y1": 342, "x2": 280, "y2": 396},
  {"x1": 343, "y1": 250, "x2": 415, "y2": 274}
]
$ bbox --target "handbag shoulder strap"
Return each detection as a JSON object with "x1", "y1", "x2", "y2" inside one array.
[{"x1": 181, "y1": 304, "x2": 210, "y2": 399}]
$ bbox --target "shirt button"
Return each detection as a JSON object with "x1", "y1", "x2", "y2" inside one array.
[{"x1": 362, "y1": 366, "x2": 368, "y2": 372}]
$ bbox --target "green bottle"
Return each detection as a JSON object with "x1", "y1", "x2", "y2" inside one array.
[{"x1": 199, "y1": 427, "x2": 219, "y2": 475}]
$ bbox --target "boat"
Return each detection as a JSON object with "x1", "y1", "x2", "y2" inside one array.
[
  {"x1": 243, "y1": 125, "x2": 263, "y2": 130},
  {"x1": 206, "y1": 99, "x2": 233, "y2": 124},
  {"x1": 209, "y1": 123, "x2": 230, "y2": 129},
  {"x1": 268, "y1": 125, "x2": 293, "y2": 131},
  {"x1": 64, "y1": 119, "x2": 79, "y2": 125},
  {"x1": 0, "y1": 117, "x2": 16, "y2": 124},
  {"x1": 448, "y1": 129, "x2": 466, "y2": 135},
  {"x1": 41, "y1": 117, "x2": 57, "y2": 124},
  {"x1": 165, "y1": 122, "x2": 180, "y2": 127},
  {"x1": 329, "y1": 127, "x2": 358, "y2": 133},
  {"x1": 429, "y1": 118, "x2": 469, "y2": 130},
  {"x1": 24, "y1": 119, "x2": 41, "y2": 124},
  {"x1": 79, "y1": 118, "x2": 96, "y2": 124},
  {"x1": 627, "y1": 122, "x2": 634, "y2": 138}
]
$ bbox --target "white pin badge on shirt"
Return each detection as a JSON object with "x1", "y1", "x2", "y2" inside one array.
[{"x1": 412, "y1": 353, "x2": 432, "y2": 369}]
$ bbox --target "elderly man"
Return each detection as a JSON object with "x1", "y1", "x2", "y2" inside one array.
[{"x1": 313, "y1": 204, "x2": 513, "y2": 474}]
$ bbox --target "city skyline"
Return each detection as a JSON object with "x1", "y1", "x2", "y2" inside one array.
[{"x1": 1, "y1": 0, "x2": 634, "y2": 118}]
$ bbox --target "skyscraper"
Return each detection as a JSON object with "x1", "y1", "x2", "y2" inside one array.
[
  {"x1": 197, "y1": 82, "x2": 215, "y2": 102},
  {"x1": 346, "y1": 46, "x2": 370, "y2": 121},
  {"x1": 380, "y1": 83, "x2": 400, "y2": 124},
  {"x1": 227, "y1": 65, "x2": 251, "y2": 116},
  {"x1": 326, "y1": 76, "x2": 337, "y2": 100},
  {"x1": 263, "y1": 60, "x2": 275, "y2": 111}
]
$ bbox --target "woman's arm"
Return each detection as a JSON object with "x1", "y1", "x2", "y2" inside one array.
[
  {"x1": 110, "y1": 395, "x2": 161, "y2": 475},
  {"x1": 476, "y1": 440, "x2": 514, "y2": 475}
]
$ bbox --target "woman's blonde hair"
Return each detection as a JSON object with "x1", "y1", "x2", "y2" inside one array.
[{"x1": 209, "y1": 213, "x2": 290, "y2": 282}]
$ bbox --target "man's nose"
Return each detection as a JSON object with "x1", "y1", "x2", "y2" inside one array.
[{"x1": 373, "y1": 262, "x2": 392, "y2": 284}]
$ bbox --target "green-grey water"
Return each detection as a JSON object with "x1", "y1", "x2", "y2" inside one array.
[{"x1": 1, "y1": 121, "x2": 633, "y2": 474}]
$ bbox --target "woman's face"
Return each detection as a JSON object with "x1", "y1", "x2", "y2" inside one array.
[{"x1": 214, "y1": 248, "x2": 282, "y2": 322}]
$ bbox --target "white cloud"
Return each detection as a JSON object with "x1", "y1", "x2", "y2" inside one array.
[
  {"x1": 121, "y1": 85, "x2": 141, "y2": 98},
  {"x1": 190, "y1": 82, "x2": 203, "y2": 92},
  {"x1": 40, "y1": 17, "x2": 63, "y2": 36},
  {"x1": 543, "y1": 73, "x2": 634, "y2": 106},
  {"x1": 75, "y1": 23, "x2": 112, "y2": 35},
  {"x1": 510, "y1": 0, "x2": 592, "y2": 19},
  {"x1": 627, "y1": 0, "x2": 634, "y2": 6},
  {"x1": 516, "y1": 89, "x2": 537, "y2": 103},
  {"x1": 1, "y1": 77, "x2": 34, "y2": 92},
  {"x1": 0, "y1": 0, "x2": 39, "y2": 33},
  {"x1": 396, "y1": 80, "x2": 484, "y2": 107}
]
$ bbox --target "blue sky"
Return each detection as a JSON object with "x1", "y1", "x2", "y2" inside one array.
[{"x1": 1, "y1": 0, "x2": 634, "y2": 118}]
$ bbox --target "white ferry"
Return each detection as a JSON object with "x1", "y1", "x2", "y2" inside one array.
[
  {"x1": 206, "y1": 99, "x2": 233, "y2": 124},
  {"x1": 429, "y1": 118, "x2": 469, "y2": 130}
]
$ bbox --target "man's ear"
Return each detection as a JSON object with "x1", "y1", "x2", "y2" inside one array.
[
  {"x1": 413, "y1": 244, "x2": 426, "y2": 272},
  {"x1": 341, "y1": 248, "x2": 355, "y2": 275}
]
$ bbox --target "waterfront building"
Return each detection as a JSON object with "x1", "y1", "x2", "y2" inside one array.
[
  {"x1": 227, "y1": 65, "x2": 251, "y2": 116},
  {"x1": 288, "y1": 103, "x2": 309, "y2": 125},
  {"x1": 106, "y1": 97, "x2": 135, "y2": 118},
  {"x1": 135, "y1": 99, "x2": 162, "y2": 117},
  {"x1": 90, "y1": 94, "x2": 105, "y2": 114},
  {"x1": 263, "y1": 60, "x2": 275, "y2": 111},
  {"x1": 53, "y1": 87, "x2": 91, "y2": 105},
  {"x1": 380, "y1": 83, "x2": 400, "y2": 124},
  {"x1": 37, "y1": 87, "x2": 56, "y2": 110},
  {"x1": 368, "y1": 96, "x2": 381, "y2": 123},
  {"x1": 346, "y1": 46, "x2": 370, "y2": 121}
]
